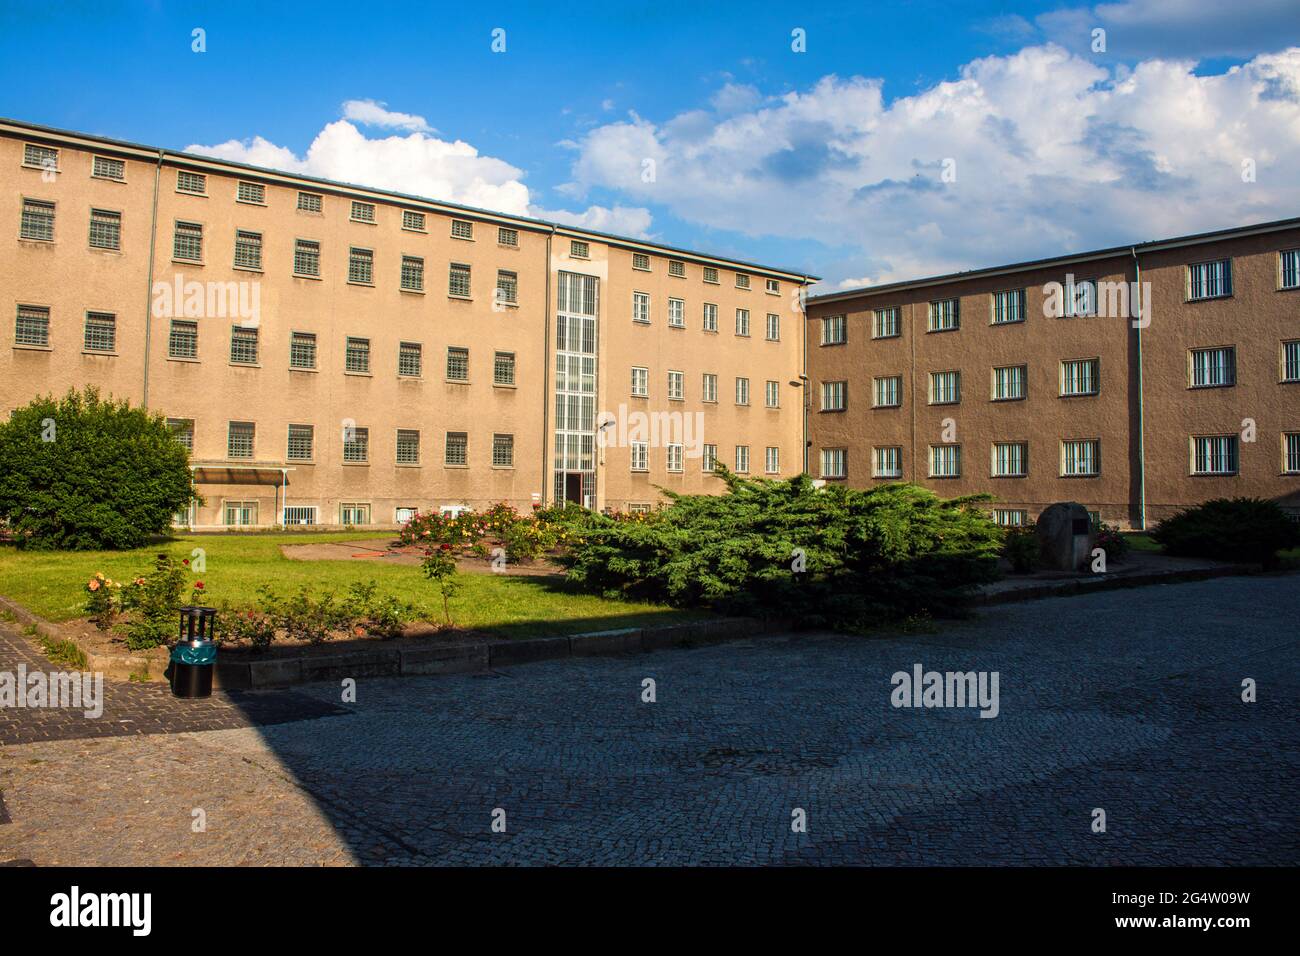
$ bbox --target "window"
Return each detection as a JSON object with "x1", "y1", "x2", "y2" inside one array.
[
  {"x1": 632, "y1": 253, "x2": 650, "y2": 271},
  {"x1": 930, "y1": 444, "x2": 961, "y2": 478},
  {"x1": 1192, "y1": 435, "x2": 1238, "y2": 475},
  {"x1": 1284, "y1": 433, "x2": 1300, "y2": 474},
  {"x1": 820, "y1": 448, "x2": 847, "y2": 479},
  {"x1": 493, "y1": 351, "x2": 515, "y2": 386},
  {"x1": 735, "y1": 308, "x2": 750, "y2": 336},
  {"x1": 400, "y1": 255, "x2": 424, "y2": 292},
  {"x1": 1281, "y1": 250, "x2": 1300, "y2": 290},
  {"x1": 446, "y1": 347, "x2": 469, "y2": 381},
  {"x1": 735, "y1": 273, "x2": 751, "y2": 290},
  {"x1": 668, "y1": 298, "x2": 685, "y2": 327},
  {"x1": 402, "y1": 210, "x2": 426, "y2": 232},
  {"x1": 496, "y1": 270, "x2": 518, "y2": 305},
  {"x1": 234, "y1": 230, "x2": 262, "y2": 270},
  {"x1": 227, "y1": 421, "x2": 255, "y2": 459},
  {"x1": 666, "y1": 444, "x2": 684, "y2": 472},
  {"x1": 765, "y1": 446, "x2": 780, "y2": 473},
  {"x1": 702, "y1": 444, "x2": 718, "y2": 472},
  {"x1": 735, "y1": 377, "x2": 750, "y2": 406},
  {"x1": 992, "y1": 365, "x2": 1027, "y2": 401},
  {"x1": 667, "y1": 370, "x2": 684, "y2": 400},
  {"x1": 345, "y1": 337, "x2": 370, "y2": 373},
  {"x1": 570, "y1": 240, "x2": 589, "y2": 259},
  {"x1": 766, "y1": 278, "x2": 780, "y2": 294},
  {"x1": 821, "y1": 380, "x2": 846, "y2": 411},
  {"x1": 633, "y1": 292, "x2": 650, "y2": 324},
  {"x1": 1190, "y1": 346, "x2": 1236, "y2": 388},
  {"x1": 294, "y1": 239, "x2": 320, "y2": 276},
  {"x1": 92, "y1": 156, "x2": 125, "y2": 181},
  {"x1": 224, "y1": 501, "x2": 258, "y2": 526},
  {"x1": 83, "y1": 312, "x2": 115, "y2": 352},
  {"x1": 703, "y1": 267, "x2": 719, "y2": 284},
  {"x1": 669, "y1": 260, "x2": 686, "y2": 278},
  {"x1": 498, "y1": 227, "x2": 518, "y2": 247},
  {"x1": 1188, "y1": 259, "x2": 1232, "y2": 301},
  {"x1": 290, "y1": 331, "x2": 316, "y2": 369},
  {"x1": 169, "y1": 320, "x2": 198, "y2": 359},
  {"x1": 449, "y1": 263, "x2": 471, "y2": 297},
  {"x1": 343, "y1": 426, "x2": 369, "y2": 463},
  {"x1": 735, "y1": 445, "x2": 750, "y2": 473},
  {"x1": 1061, "y1": 358, "x2": 1100, "y2": 396},
  {"x1": 630, "y1": 441, "x2": 648, "y2": 471},
  {"x1": 929, "y1": 370, "x2": 961, "y2": 405},
  {"x1": 297, "y1": 192, "x2": 322, "y2": 213},
  {"x1": 492, "y1": 434, "x2": 514, "y2": 467},
  {"x1": 173, "y1": 220, "x2": 202, "y2": 261},
  {"x1": 398, "y1": 342, "x2": 422, "y2": 377},
  {"x1": 348, "y1": 247, "x2": 373, "y2": 284},
  {"x1": 340, "y1": 503, "x2": 370, "y2": 526},
  {"x1": 929, "y1": 298, "x2": 959, "y2": 331},
  {"x1": 874, "y1": 307, "x2": 901, "y2": 338},
  {"x1": 822, "y1": 315, "x2": 846, "y2": 345},
  {"x1": 450, "y1": 219, "x2": 473, "y2": 240},
  {"x1": 176, "y1": 171, "x2": 206, "y2": 195},
  {"x1": 631, "y1": 366, "x2": 649, "y2": 397},
  {"x1": 765, "y1": 313, "x2": 780, "y2": 341},
  {"x1": 765, "y1": 380, "x2": 780, "y2": 408},
  {"x1": 1284, "y1": 340, "x2": 1300, "y2": 383},
  {"x1": 20, "y1": 199, "x2": 55, "y2": 241},
  {"x1": 23, "y1": 144, "x2": 58, "y2": 170},
  {"x1": 1062, "y1": 439, "x2": 1101, "y2": 476},
  {"x1": 286, "y1": 424, "x2": 314, "y2": 462},
  {"x1": 15, "y1": 305, "x2": 49, "y2": 347},
  {"x1": 874, "y1": 446, "x2": 902, "y2": 479},
  {"x1": 702, "y1": 302, "x2": 719, "y2": 332},
  {"x1": 230, "y1": 326, "x2": 258, "y2": 364},
  {"x1": 284, "y1": 506, "x2": 317, "y2": 526},
  {"x1": 167, "y1": 418, "x2": 194, "y2": 452},
  {"x1": 992, "y1": 289, "x2": 1026, "y2": 325},
  {"x1": 236, "y1": 181, "x2": 265, "y2": 204},
  {"x1": 873, "y1": 375, "x2": 902, "y2": 408},
  {"x1": 702, "y1": 373, "x2": 718, "y2": 402},
  {"x1": 350, "y1": 201, "x2": 376, "y2": 223},
  {"x1": 88, "y1": 208, "x2": 120, "y2": 250},
  {"x1": 396, "y1": 429, "x2": 421, "y2": 465},
  {"x1": 993, "y1": 509, "x2": 1028, "y2": 527},
  {"x1": 992, "y1": 441, "x2": 1028, "y2": 477},
  {"x1": 445, "y1": 432, "x2": 468, "y2": 466},
  {"x1": 1063, "y1": 279, "x2": 1096, "y2": 317}
]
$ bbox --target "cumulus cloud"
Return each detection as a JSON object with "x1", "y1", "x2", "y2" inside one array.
[
  {"x1": 341, "y1": 99, "x2": 434, "y2": 133},
  {"x1": 560, "y1": 44, "x2": 1300, "y2": 286},
  {"x1": 531, "y1": 204, "x2": 654, "y2": 237}
]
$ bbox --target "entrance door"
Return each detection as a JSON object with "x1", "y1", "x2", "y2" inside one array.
[{"x1": 565, "y1": 473, "x2": 583, "y2": 505}]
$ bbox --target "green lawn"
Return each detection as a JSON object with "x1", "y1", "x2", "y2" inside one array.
[
  {"x1": 0, "y1": 532, "x2": 706, "y2": 638},
  {"x1": 1122, "y1": 532, "x2": 1162, "y2": 553}
]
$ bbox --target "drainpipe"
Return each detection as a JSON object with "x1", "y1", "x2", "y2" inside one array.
[
  {"x1": 141, "y1": 149, "x2": 163, "y2": 408},
  {"x1": 541, "y1": 226, "x2": 554, "y2": 505},
  {"x1": 909, "y1": 301, "x2": 917, "y2": 478},
  {"x1": 800, "y1": 276, "x2": 810, "y2": 475},
  {"x1": 1132, "y1": 246, "x2": 1147, "y2": 530}
]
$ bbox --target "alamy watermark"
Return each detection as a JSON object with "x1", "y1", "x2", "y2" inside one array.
[
  {"x1": 890, "y1": 663, "x2": 999, "y2": 718},
  {"x1": 0, "y1": 664, "x2": 103, "y2": 718}
]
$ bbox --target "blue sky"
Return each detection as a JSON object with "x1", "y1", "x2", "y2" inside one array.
[{"x1": 2, "y1": 0, "x2": 1299, "y2": 287}]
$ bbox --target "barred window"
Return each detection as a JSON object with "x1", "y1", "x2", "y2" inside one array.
[
  {"x1": 1188, "y1": 259, "x2": 1233, "y2": 301},
  {"x1": 1284, "y1": 433, "x2": 1300, "y2": 474},
  {"x1": 339, "y1": 503, "x2": 370, "y2": 525},
  {"x1": 765, "y1": 380, "x2": 779, "y2": 408},
  {"x1": 822, "y1": 315, "x2": 847, "y2": 345},
  {"x1": 1061, "y1": 439, "x2": 1101, "y2": 476},
  {"x1": 348, "y1": 247, "x2": 373, "y2": 284},
  {"x1": 286, "y1": 424, "x2": 314, "y2": 461},
  {"x1": 735, "y1": 445, "x2": 750, "y2": 473},
  {"x1": 570, "y1": 240, "x2": 589, "y2": 258},
  {"x1": 282, "y1": 505, "x2": 318, "y2": 525},
  {"x1": 632, "y1": 253, "x2": 651, "y2": 271},
  {"x1": 498, "y1": 227, "x2": 518, "y2": 247},
  {"x1": 993, "y1": 509, "x2": 1028, "y2": 527},
  {"x1": 83, "y1": 312, "x2": 115, "y2": 352},
  {"x1": 666, "y1": 443, "x2": 684, "y2": 472},
  {"x1": 1061, "y1": 358, "x2": 1100, "y2": 396},
  {"x1": 230, "y1": 326, "x2": 258, "y2": 364},
  {"x1": 766, "y1": 313, "x2": 780, "y2": 341},
  {"x1": 992, "y1": 289, "x2": 1026, "y2": 324},
  {"x1": 1190, "y1": 347, "x2": 1236, "y2": 388},
  {"x1": 20, "y1": 199, "x2": 54, "y2": 241},
  {"x1": 445, "y1": 432, "x2": 468, "y2": 466},
  {"x1": 735, "y1": 273, "x2": 751, "y2": 290},
  {"x1": 992, "y1": 442, "x2": 1028, "y2": 477},
  {"x1": 402, "y1": 210, "x2": 426, "y2": 232},
  {"x1": 88, "y1": 208, "x2": 121, "y2": 250},
  {"x1": 16, "y1": 305, "x2": 50, "y2": 347},
  {"x1": 446, "y1": 346, "x2": 469, "y2": 381},
  {"x1": 874, "y1": 446, "x2": 902, "y2": 478},
  {"x1": 169, "y1": 320, "x2": 198, "y2": 359},
  {"x1": 23, "y1": 144, "x2": 58, "y2": 170},
  {"x1": 176, "y1": 171, "x2": 206, "y2": 195},
  {"x1": 92, "y1": 156, "x2": 125, "y2": 181},
  {"x1": 735, "y1": 308, "x2": 750, "y2": 336},
  {"x1": 929, "y1": 370, "x2": 961, "y2": 404},
  {"x1": 492, "y1": 434, "x2": 514, "y2": 467},
  {"x1": 294, "y1": 239, "x2": 320, "y2": 276},
  {"x1": 493, "y1": 351, "x2": 515, "y2": 386},
  {"x1": 702, "y1": 373, "x2": 718, "y2": 402},
  {"x1": 703, "y1": 266, "x2": 719, "y2": 284},
  {"x1": 631, "y1": 366, "x2": 649, "y2": 397},
  {"x1": 398, "y1": 342, "x2": 422, "y2": 377},
  {"x1": 345, "y1": 336, "x2": 370, "y2": 373},
  {"x1": 929, "y1": 298, "x2": 959, "y2": 331},
  {"x1": 930, "y1": 444, "x2": 962, "y2": 478},
  {"x1": 396, "y1": 429, "x2": 421, "y2": 465},
  {"x1": 668, "y1": 370, "x2": 684, "y2": 400},
  {"x1": 496, "y1": 270, "x2": 518, "y2": 305},
  {"x1": 821, "y1": 448, "x2": 847, "y2": 479},
  {"x1": 173, "y1": 220, "x2": 203, "y2": 261},
  {"x1": 401, "y1": 255, "x2": 424, "y2": 292},
  {"x1": 633, "y1": 292, "x2": 650, "y2": 324},
  {"x1": 702, "y1": 302, "x2": 718, "y2": 332},
  {"x1": 234, "y1": 230, "x2": 262, "y2": 269},
  {"x1": 343, "y1": 426, "x2": 369, "y2": 463},
  {"x1": 630, "y1": 441, "x2": 648, "y2": 471},
  {"x1": 450, "y1": 219, "x2": 473, "y2": 239},
  {"x1": 289, "y1": 331, "x2": 316, "y2": 369},
  {"x1": 1282, "y1": 250, "x2": 1300, "y2": 290},
  {"x1": 236, "y1": 181, "x2": 265, "y2": 204},
  {"x1": 168, "y1": 418, "x2": 194, "y2": 451},
  {"x1": 1284, "y1": 340, "x2": 1300, "y2": 382},
  {"x1": 350, "y1": 201, "x2": 376, "y2": 223},
  {"x1": 296, "y1": 192, "x2": 322, "y2": 213},
  {"x1": 668, "y1": 260, "x2": 685, "y2": 277},
  {"x1": 873, "y1": 376, "x2": 902, "y2": 408},
  {"x1": 449, "y1": 263, "x2": 471, "y2": 297},
  {"x1": 821, "y1": 380, "x2": 846, "y2": 411},
  {"x1": 873, "y1": 307, "x2": 900, "y2": 338},
  {"x1": 1192, "y1": 435, "x2": 1237, "y2": 475},
  {"x1": 992, "y1": 365, "x2": 1026, "y2": 401},
  {"x1": 1063, "y1": 279, "x2": 1096, "y2": 317},
  {"x1": 227, "y1": 421, "x2": 255, "y2": 459},
  {"x1": 735, "y1": 377, "x2": 750, "y2": 406}
]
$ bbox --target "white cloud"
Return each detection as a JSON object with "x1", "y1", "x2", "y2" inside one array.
[
  {"x1": 561, "y1": 44, "x2": 1300, "y2": 286},
  {"x1": 530, "y1": 204, "x2": 653, "y2": 237},
  {"x1": 341, "y1": 99, "x2": 434, "y2": 133}
]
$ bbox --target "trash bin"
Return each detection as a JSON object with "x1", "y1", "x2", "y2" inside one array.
[{"x1": 170, "y1": 606, "x2": 218, "y2": 698}]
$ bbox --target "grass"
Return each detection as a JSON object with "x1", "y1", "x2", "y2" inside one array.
[
  {"x1": 0, "y1": 531, "x2": 707, "y2": 639},
  {"x1": 1123, "y1": 532, "x2": 1162, "y2": 553},
  {"x1": 38, "y1": 633, "x2": 88, "y2": 669}
]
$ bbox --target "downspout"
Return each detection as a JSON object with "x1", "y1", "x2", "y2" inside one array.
[
  {"x1": 801, "y1": 277, "x2": 809, "y2": 475},
  {"x1": 141, "y1": 149, "x2": 163, "y2": 408},
  {"x1": 1132, "y1": 247, "x2": 1147, "y2": 530},
  {"x1": 541, "y1": 226, "x2": 554, "y2": 505},
  {"x1": 909, "y1": 301, "x2": 917, "y2": 478}
]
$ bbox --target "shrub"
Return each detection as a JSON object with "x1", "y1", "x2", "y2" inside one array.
[
  {"x1": 1094, "y1": 523, "x2": 1129, "y2": 564},
  {"x1": 1151, "y1": 497, "x2": 1300, "y2": 569},
  {"x1": 421, "y1": 545, "x2": 460, "y2": 626},
  {"x1": 1002, "y1": 525, "x2": 1038, "y2": 573},
  {"x1": 341, "y1": 580, "x2": 420, "y2": 638},
  {"x1": 0, "y1": 387, "x2": 200, "y2": 550},
  {"x1": 216, "y1": 604, "x2": 276, "y2": 650},
  {"x1": 123, "y1": 553, "x2": 188, "y2": 650}
]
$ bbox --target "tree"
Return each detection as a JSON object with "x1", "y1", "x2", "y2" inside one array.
[{"x1": 0, "y1": 387, "x2": 199, "y2": 550}]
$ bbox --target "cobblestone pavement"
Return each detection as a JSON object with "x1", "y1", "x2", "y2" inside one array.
[{"x1": 2, "y1": 575, "x2": 1297, "y2": 866}]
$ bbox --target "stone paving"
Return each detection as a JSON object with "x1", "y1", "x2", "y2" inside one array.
[{"x1": 1, "y1": 574, "x2": 1297, "y2": 866}]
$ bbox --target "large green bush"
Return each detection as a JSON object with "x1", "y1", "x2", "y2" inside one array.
[
  {"x1": 0, "y1": 388, "x2": 199, "y2": 550},
  {"x1": 560, "y1": 473, "x2": 1004, "y2": 629},
  {"x1": 1151, "y1": 497, "x2": 1300, "y2": 569}
]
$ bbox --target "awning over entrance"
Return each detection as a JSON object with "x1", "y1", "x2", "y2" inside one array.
[{"x1": 189, "y1": 462, "x2": 293, "y2": 486}]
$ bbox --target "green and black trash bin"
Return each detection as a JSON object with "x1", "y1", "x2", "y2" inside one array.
[{"x1": 170, "y1": 606, "x2": 218, "y2": 698}]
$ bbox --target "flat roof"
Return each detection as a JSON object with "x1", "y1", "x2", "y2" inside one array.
[{"x1": 2, "y1": 116, "x2": 820, "y2": 282}]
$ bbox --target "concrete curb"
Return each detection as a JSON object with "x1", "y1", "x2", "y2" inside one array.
[
  {"x1": 0, "y1": 594, "x2": 164, "y2": 680},
  {"x1": 979, "y1": 562, "x2": 1255, "y2": 605}
]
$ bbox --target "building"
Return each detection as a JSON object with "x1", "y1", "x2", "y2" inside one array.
[
  {"x1": 806, "y1": 219, "x2": 1300, "y2": 528},
  {"x1": 1, "y1": 118, "x2": 815, "y2": 528}
]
